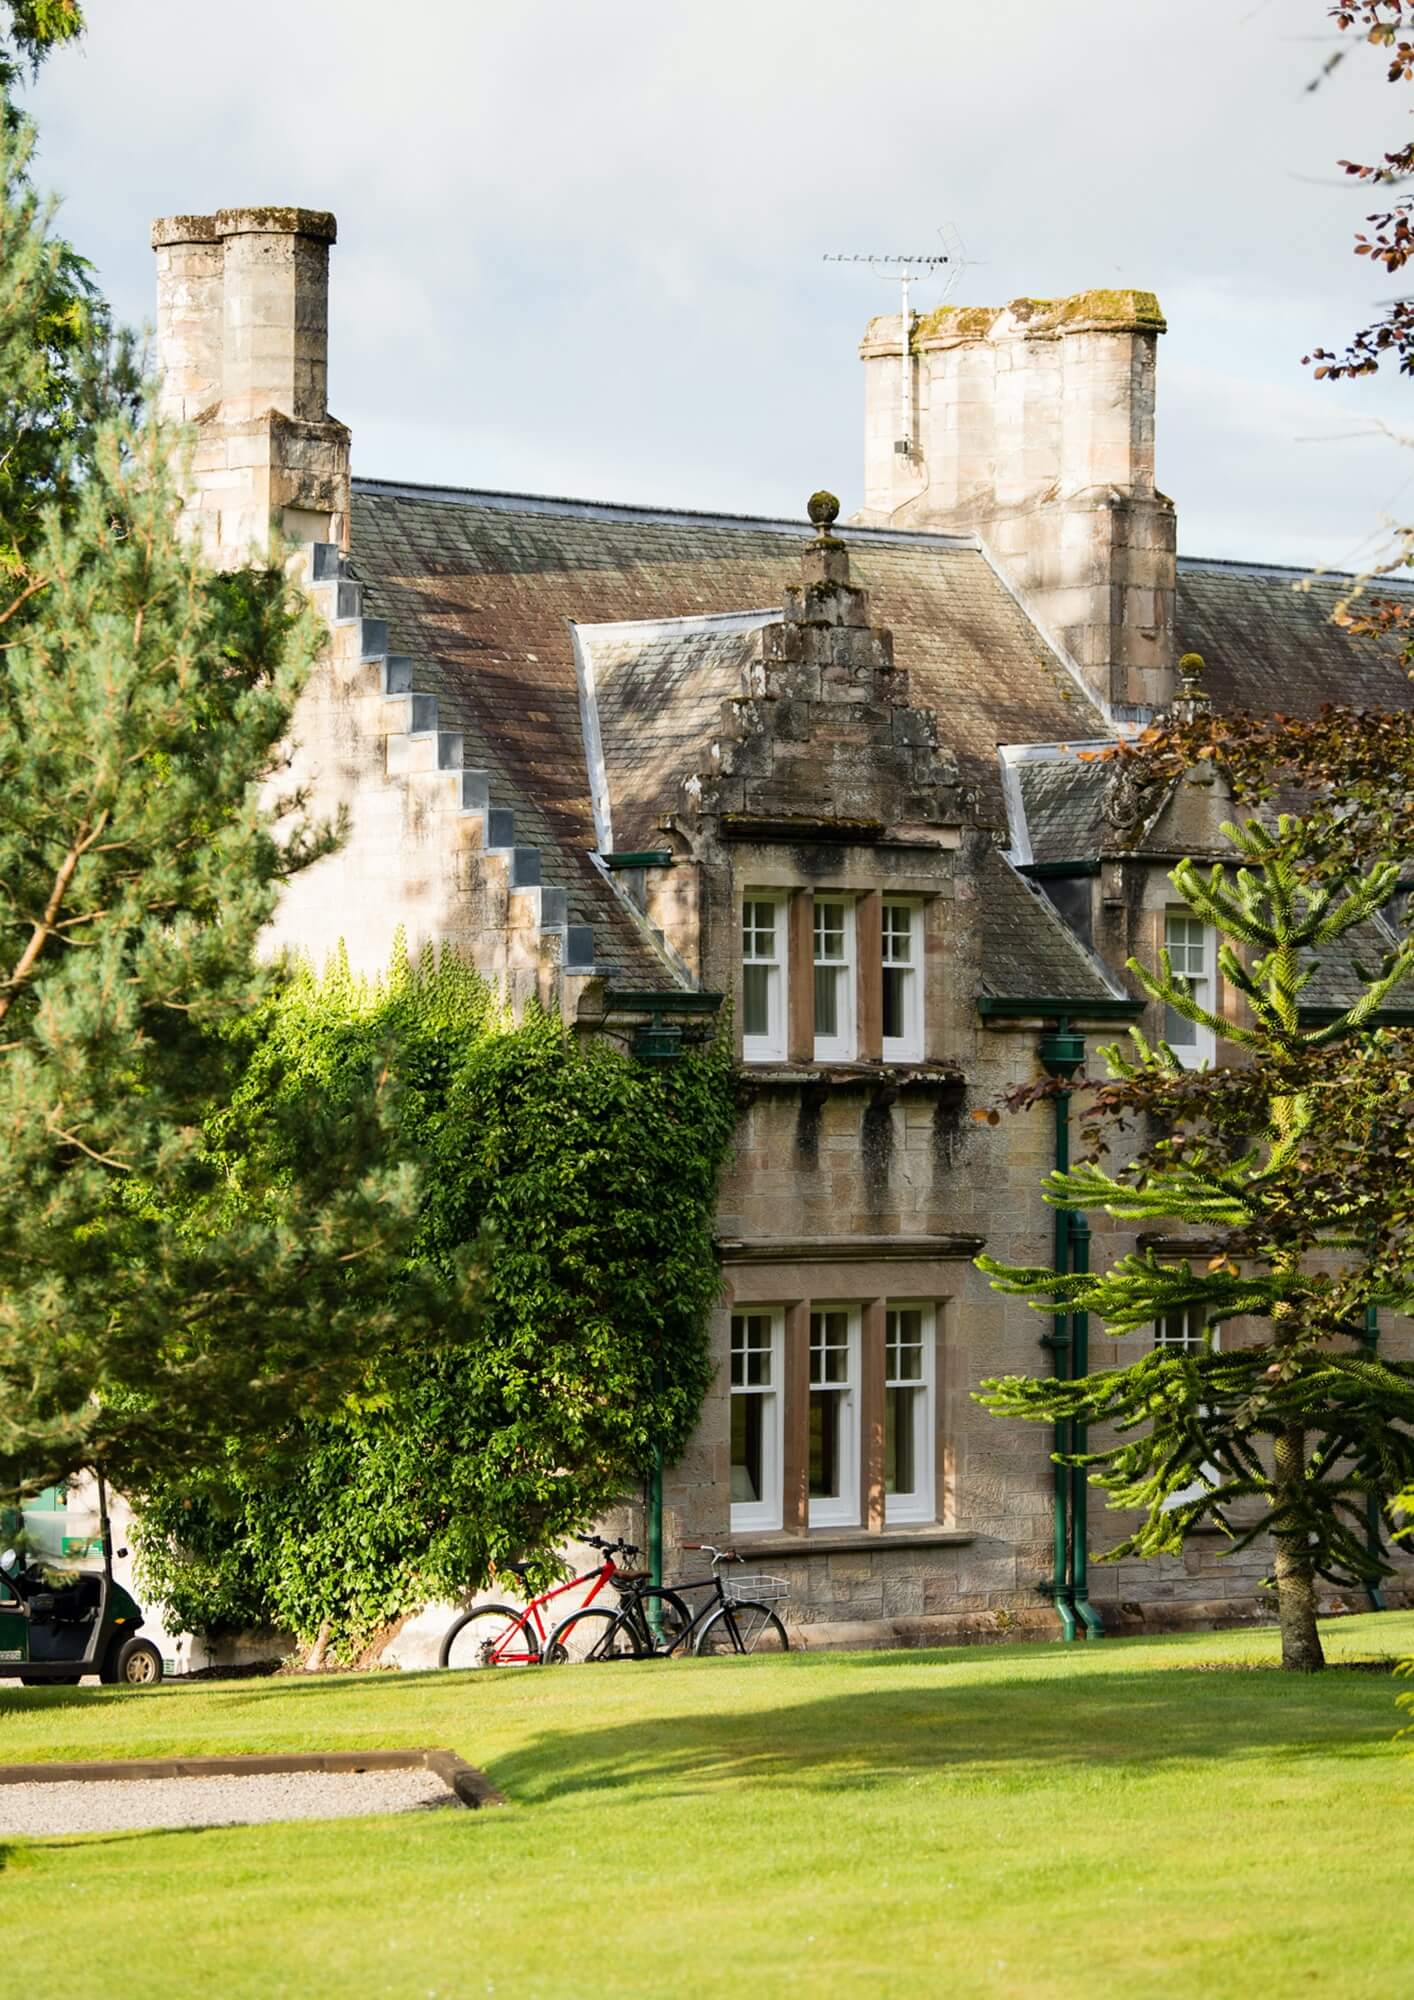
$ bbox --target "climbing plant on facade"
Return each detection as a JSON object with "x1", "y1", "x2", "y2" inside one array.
[
  {"x1": 977, "y1": 811, "x2": 1414, "y2": 1672},
  {"x1": 135, "y1": 949, "x2": 736, "y2": 1661}
]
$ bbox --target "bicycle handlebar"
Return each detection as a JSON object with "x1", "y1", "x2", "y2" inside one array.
[
  {"x1": 681, "y1": 1542, "x2": 740, "y2": 1562},
  {"x1": 582, "y1": 1535, "x2": 640, "y2": 1557}
]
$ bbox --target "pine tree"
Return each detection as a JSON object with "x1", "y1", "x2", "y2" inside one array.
[
  {"x1": 978, "y1": 815, "x2": 1414, "y2": 1671},
  {"x1": 0, "y1": 85, "x2": 468, "y2": 1500}
]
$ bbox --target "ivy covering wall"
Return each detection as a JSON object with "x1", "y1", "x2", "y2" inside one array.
[{"x1": 135, "y1": 949, "x2": 735, "y2": 1659}]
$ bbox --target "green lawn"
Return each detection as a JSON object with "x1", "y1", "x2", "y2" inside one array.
[{"x1": 2, "y1": 1613, "x2": 1411, "y2": 1999}]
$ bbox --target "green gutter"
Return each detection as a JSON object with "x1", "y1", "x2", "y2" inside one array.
[
  {"x1": 605, "y1": 989, "x2": 723, "y2": 1012},
  {"x1": 1296, "y1": 1004, "x2": 1414, "y2": 1027},
  {"x1": 1019, "y1": 860, "x2": 1102, "y2": 880},
  {"x1": 601, "y1": 850, "x2": 675, "y2": 869},
  {"x1": 979, "y1": 996, "x2": 1144, "y2": 1021}
]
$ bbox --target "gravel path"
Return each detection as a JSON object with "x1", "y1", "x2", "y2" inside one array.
[{"x1": 0, "y1": 1765, "x2": 458, "y2": 1836}]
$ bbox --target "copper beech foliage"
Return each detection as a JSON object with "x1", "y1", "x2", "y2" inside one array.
[{"x1": 1306, "y1": 2, "x2": 1414, "y2": 380}]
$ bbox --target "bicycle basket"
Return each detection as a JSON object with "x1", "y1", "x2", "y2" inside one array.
[{"x1": 724, "y1": 1573, "x2": 789, "y2": 1603}]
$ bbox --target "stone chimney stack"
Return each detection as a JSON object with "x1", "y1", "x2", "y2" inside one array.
[
  {"x1": 151, "y1": 206, "x2": 349, "y2": 564},
  {"x1": 853, "y1": 291, "x2": 1176, "y2": 718}
]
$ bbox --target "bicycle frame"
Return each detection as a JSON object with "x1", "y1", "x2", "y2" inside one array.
[
  {"x1": 486, "y1": 1556, "x2": 624, "y2": 1665},
  {"x1": 620, "y1": 1567, "x2": 734, "y2": 1656}
]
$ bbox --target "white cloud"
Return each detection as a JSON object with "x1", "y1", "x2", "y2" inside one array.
[{"x1": 24, "y1": 0, "x2": 1414, "y2": 564}]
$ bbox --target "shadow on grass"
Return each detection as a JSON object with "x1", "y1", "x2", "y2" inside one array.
[{"x1": 487, "y1": 1668, "x2": 1402, "y2": 1806}]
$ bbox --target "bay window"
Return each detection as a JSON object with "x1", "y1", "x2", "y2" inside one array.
[
  {"x1": 884, "y1": 1303, "x2": 935, "y2": 1523},
  {"x1": 741, "y1": 895, "x2": 787, "y2": 1063},
  {"x1": 813, "y1": 898, "x2": 855, "y2": 1061},
  {"x1": 808, "y1": 1306, "x2": 859, "y2": 1526},
  {"x1": 881, "y1": 899, "x2": 923, "y2": 1062},
  {"x1": 730, "y1": 1310, "x2": 783, "y2": 1532},
  {"x1": 1163, "y1": 908, "x2": 1216, "y2": 1068}
]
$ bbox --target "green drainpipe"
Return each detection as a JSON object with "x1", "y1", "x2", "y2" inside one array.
[
  {"x1": 1363, "y1": 1304, "x2": 1387, "y2": 1613},
  {"x1": 1067, "y1": 1210, "x2": 1103, "y2": 1640},
  {"x1": 646, "y1": 1348, "x2": 665, "y2": 1640},
  {"x1": 1039, "y1": 1027, "x2": 1086, "y2": 1642}
]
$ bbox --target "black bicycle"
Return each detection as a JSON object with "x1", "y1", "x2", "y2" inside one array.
[{"x1": 542, "y1": 1542, "x2": 790, "y2": 1663}]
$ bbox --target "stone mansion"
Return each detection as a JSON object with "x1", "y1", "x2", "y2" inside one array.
[{"x1": 145, "y1": 204, "x2": 1413, "y2": 1652}]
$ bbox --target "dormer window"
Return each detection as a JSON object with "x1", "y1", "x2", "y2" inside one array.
[
  {"x1": 881, "y1": 899, "x2": 923, "y2": 1062},
  {"x1": 1163, "y1": 908, "x2": 1216, "y2": 1068},
  {"x1": 813, "y1": 898, "x2": 855, "y2": 1061},
  {"x1": 742, "y1": 895, "x2": 787, "y2": 1062}
]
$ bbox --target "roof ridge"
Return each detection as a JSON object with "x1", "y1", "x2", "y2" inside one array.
[
  {"x1": 1178, "y1": 553, "x2": 1414, "y2": 589},
  {"x1": 351, "y1": 477, "x2": 981, "y2": 549}
]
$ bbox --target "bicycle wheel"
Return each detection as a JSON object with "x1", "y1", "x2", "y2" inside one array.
[
  {"x1": 624, "y1": 1586, "x2": 693, "y2": 1655},
  {"x1": 694, "y1": 1600, "x2": 790, "y2": 1657},
  {"x1": 543, "y1": 1606, "x2": 643, "y2": 1664},
  {"x1": 439, "y1": 1604, "x2": 540, "y2": 1669}
]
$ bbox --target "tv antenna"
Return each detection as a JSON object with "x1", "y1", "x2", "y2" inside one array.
[{"x1": 824, "y1": 228, "x2": 967, "y2": 455}]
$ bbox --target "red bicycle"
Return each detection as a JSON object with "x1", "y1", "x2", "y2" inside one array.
[{"x1": 437, "y1": 1535, "x2": 642, "y2": 1669}]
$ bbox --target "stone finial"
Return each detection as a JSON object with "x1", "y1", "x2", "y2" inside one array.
[
  {"x1": 808, "y1": 489, "x2": 841, "y2": 538},
  {"x1": 1171, "y1": 650, "x2": 1210, "y2": 725},
  {"x1": 802, "y1": 488, "x2": 850, "y2": 589}
]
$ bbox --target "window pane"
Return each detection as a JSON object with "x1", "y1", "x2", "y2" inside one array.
[
  {"x1": 731, "y1": 1393, "x2": 765, "y2": 1504},
  {"x1": 743, "y1": 963, "x2": 771, "y2": 1039},
  {"x1": 814, "y1": 964, "x2": 839, "y2": 1039},
  {"x1": 743, "y1": 901, "x2": 778, "y2": 963},
  {"x1": 885, "y1": 1385, "x2": 918, "y2": 1495},
  {"x1": 733, "y1": 1315, "x2": 773, "y2": 1380},
  {"x1": 1163, "y1": 1004, "x2": 1197, "y2": 1048},
  {"x1": 882, "y1": 966, "x2": 907, "y2": 1042},
  {"x1": 809, "y1": 1391, "x2": 843, "y2": 1498},
  {"x1": 882, "y1": 904, "x2": 913, "y2": 964},
  {"x1": 811, "y1": 1310, "x2": 850, "y2": 1384},
  {"x1": 814, "y1": 903, "x2": 846, "y2": 961}
]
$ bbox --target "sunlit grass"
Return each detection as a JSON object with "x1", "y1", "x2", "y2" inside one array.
[{"x1": 2, "y1": 1611, "x2": 1411, "y2": 1999}]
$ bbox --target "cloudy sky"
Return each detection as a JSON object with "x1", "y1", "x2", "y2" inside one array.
[{"x1": 24, "y1": 0, "x2": 1414, "y2": 569}]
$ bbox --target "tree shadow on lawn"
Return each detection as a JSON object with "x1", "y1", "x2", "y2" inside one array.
[{"x1": 489, "y1": 1668, "x2": 1401, "y2": 1807}]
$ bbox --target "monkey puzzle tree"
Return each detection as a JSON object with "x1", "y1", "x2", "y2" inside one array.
[{"x1": 978, "y1": 812, "x2": 1414, "y2": 1672}]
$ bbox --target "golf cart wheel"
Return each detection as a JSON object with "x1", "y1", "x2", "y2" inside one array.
[{"x1": 108, "y1": 1637, "x2": 163, "y2": 1686}]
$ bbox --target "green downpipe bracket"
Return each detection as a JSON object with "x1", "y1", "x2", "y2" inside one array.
[{"x1": 1364, "y1": 1304, "x2": 1387, "y2": 1614}]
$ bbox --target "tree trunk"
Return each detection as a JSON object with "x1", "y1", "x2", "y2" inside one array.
[{"x1": 1273, "y1": 1423, "x2": 1324, "y2": 1672}]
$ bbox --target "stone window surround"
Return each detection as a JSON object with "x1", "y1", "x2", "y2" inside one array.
[
  {"x1": 737, "y1": 882, "x2": 941, "y2": 1067},
  {"x1": 725, "y1": 1258, "x2": 962, "y2": 1539}
]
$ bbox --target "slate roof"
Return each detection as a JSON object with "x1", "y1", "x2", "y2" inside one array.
[
  {"x1": 1007, "y1": 751, "x2": 1112, "y2": 867},
  {"x1": 1176, "y1": 559, "x2": 1414, "y2": 717},
  {"x1": 347, "y1": 483, "x2": 1414, "y2": 1008},
  {"x1": 348, "y1": 479, "x2": 1099, "y2": 835},
  {"x1": 577, "y1": 611, "x2": 774, "y2": 853},
  {"x1": 1001, "y1": 560, "x2": 1414, "y2": 867},
  {"x1": 978, "y1": 850, "x2": 1127, "y2": 1005}
]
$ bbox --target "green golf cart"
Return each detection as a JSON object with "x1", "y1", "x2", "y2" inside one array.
[{"x1": 0, "y1": 1544, "x2": 163, "y2": 1686}]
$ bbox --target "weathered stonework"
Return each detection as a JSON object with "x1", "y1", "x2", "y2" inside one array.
[
  {"x1": 153, "y1": 208, "x2": 349, "y2": 563},
  {"x1": 854, "y1": 291, "x2": 1177, "y2": 720}
]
